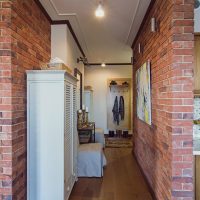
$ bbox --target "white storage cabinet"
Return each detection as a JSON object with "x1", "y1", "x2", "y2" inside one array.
[{"x1": 27, "y1": 70, "x2": 77, "y2": 200}]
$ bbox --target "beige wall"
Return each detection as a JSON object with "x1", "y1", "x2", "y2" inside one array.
[{"x1": 84, "y1": 65, "x2": 132, "y2": 134}]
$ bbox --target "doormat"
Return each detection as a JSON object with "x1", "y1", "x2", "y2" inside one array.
[{"x1": 105, "y1": 137, "x2": 133, "y2": 148}]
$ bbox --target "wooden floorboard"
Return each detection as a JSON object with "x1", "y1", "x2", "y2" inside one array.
[{"x1": 69, "y1": 148, "x2": 153, "y2": 200}]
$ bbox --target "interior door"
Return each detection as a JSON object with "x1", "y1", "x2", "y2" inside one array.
[
  {"x1": 195, "y1": 34, "x2": 200, "y2": 200},
  {"x1": 195, "y1": 35, "x2": 200, "y2": 92}
]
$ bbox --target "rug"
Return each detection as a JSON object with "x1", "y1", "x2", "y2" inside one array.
[{"x1": 105, "y1": 137, "x2": 133, "y2": 148}]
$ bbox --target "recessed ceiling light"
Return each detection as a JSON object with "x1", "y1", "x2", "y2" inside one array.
[
  {"x1": 101, "y1": 63, "x2": 106, "y2": 67},
  {"x1": 95, "y1": 2, "x2": 105, "y2": 18}
]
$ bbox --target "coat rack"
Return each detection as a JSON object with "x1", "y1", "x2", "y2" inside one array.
[
  {"x1": 109, "y1": 84, "x2": 129, "y2": 93},
  {"x1": 107, "y1": 78, "x2": 132, "y2": 130}
]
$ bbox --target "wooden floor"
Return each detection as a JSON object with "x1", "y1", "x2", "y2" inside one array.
[{"x1": 69, "y1": 148, "x2": 153, "y2": 200}]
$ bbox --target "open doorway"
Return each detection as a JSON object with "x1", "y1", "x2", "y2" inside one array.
[
  {"x1": 194, "y1": 34, "x2": 200, "y2": 200},
  {"x1": 84, "y1": 65, "x2": 133, "y2": 147}
]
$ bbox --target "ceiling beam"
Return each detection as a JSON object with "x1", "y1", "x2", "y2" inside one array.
[{"x1": 87, "y1": 63, "x2": 132, "y2": 66}]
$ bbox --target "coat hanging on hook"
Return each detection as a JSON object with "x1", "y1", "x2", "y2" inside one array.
[
  {"x1": 119, "y1": 96, "x2": 125, "y2": 120},
  {"x1": 112, "y1": 96, "x2": 119, "y2": 125}
]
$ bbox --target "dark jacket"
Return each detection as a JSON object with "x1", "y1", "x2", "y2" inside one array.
[
  {"x1": 119, "y1": 96, "x2": 124, "y2": 120},
  {"x1": 112, "y1": 96, "x2": 119, "y2": 125}
]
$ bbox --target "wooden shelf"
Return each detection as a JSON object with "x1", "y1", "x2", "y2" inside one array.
[
  {"x1": 109, "y1": 84, "x2": 129, "y2": 88},
  {"x1": 109, "y1": 84, "x2": 129, "y2": 92}
]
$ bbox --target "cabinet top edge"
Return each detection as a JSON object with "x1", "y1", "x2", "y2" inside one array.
[{"x1": 26, "y1": 70, "x2": 78, "y2": 82}]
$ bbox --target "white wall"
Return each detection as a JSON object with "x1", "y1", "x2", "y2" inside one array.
[
  {"x1": 84, "y1": 66, "x2": 132, "y2": 134},
  {"x1": 51, "y1": 25, "x2": 68, "y2": 65},
  {"x1": 51, "y1": 25, "x2": 84, "y2": 73},
  {"x1": 195, "y1": 7, "x2": 200, "y2": 33},
  {"x1": 51, "y1": 25, "x2": 84, "y2": 110}
]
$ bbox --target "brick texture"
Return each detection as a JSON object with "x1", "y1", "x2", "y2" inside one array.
[
  {"x1": 171, "y1": 0, "x2": 194, "y2": 200},
  {"x1": 132, "y1": 0, "x2": 194, "y2": 200},
  {"x1": 0, "y1": 0, "x2": 51, "y2": 199},
  {"x1": 0, "y1": 1, "x2": 13, "y2": 199}
]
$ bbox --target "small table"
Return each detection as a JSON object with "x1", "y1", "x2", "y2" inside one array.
[{"x1": 78, "y1": 122, "x2": 95, "y2": 144}]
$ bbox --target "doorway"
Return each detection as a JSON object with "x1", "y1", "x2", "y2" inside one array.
[{"x1": 194, "y1": 34, "x2": 200, "y2": 200}]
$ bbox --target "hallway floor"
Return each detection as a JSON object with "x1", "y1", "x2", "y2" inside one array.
[{"x1": 69, "y1": 148, "x2": 153, "y2": 200}]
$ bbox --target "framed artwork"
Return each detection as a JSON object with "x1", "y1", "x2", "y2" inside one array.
[{"x1": 136, "y1": 61, "x2": 152, "y2": 125}]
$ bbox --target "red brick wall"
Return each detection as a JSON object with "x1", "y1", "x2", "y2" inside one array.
[
  {"x1": 0, "y1": 0, "x2": 51, "y2": 199},
  {"x1": 0, "y1": 1, "x2": 12, "y2": 199},
  {"x1": 171, "y1": 1, "x2": 194, "y2": 199},
  {"x1": 132, "y1": 0, "x2": 194, "y2": 199}
]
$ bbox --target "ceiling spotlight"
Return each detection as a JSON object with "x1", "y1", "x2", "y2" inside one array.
[
  {"x1": 101, "y1": 63, "x2": 106, "y2": 67},
  {"x1": 95, "y1": 2, "x2": 105, "y2": 18}
]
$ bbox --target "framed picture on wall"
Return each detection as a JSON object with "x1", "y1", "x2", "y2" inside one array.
[{"x1": 136, "y1": 61, "x2": 152, "y2": 125}]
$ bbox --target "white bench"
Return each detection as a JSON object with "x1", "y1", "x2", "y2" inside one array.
[
  {"x1": 77, "y1": 143, "x2": 107, "y2": 177},
  {"x1": 95, "y1": 128, "x2": 105, "y2": 147}
]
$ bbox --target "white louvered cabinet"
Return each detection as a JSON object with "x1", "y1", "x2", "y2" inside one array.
[{"x1": 27, "y1": 70, "x2": 77, "y2": 200}]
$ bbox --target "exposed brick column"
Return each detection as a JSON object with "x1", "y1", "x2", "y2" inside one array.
[
  {"x1": 1, "y1": 0, "x2": 51, "y2": 199},
  {"x1": 10, "y1": 1, "x2": 51, "y2": 199},
  {"x1": 0, "y1": 1, "x2": 12, "y2": 199},
  {"x1": 171, "y1": 1, "x2": 194, "y2": 199},
  {"x1": 132, "y1": 0, "x2": 194, "y2": 199},
  {"x1": 132, "y1": 1, "x2": 174, "y2": 199}
]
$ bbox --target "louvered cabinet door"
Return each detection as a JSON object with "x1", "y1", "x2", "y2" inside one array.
[
  {"x1": 27, "y1": 70, "x2": 77, "y2": 200},
  {"x1": 72, "y1": 86, "x2": 77, "y2": 183},
  {"x1": 64, "y1": 82, "x2": 73, "y2": 199}
]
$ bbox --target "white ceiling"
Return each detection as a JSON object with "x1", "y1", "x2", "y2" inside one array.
[{"x1": 39, "y1": 0, "x2": 151, "y2": 64}]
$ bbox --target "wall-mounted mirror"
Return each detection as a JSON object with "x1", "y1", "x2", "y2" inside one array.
[{"x1": 74, "y1": 68, "x2": 82, "y2": 110}]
